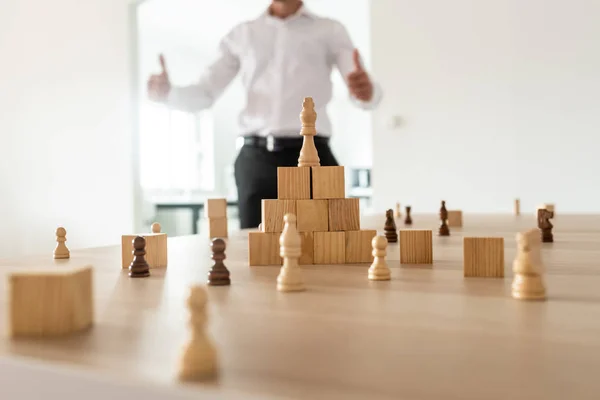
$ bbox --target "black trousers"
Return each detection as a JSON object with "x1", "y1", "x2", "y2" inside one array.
[{"x1": 233, "y1": 139, "x2": 339, "y2": 229}]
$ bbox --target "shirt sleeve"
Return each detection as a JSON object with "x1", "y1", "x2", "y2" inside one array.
[
  {"x1": 166, "y1": 27, "x2": 241, "y2": 113},
  {"x1": 330, "y1": 21, "x2": 383, "y2": 110}
]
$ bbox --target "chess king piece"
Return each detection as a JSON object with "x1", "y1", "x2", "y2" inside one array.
[
  {"x1": 537, "y1": 208, "x2": 554, "y2": 243},
  {"x1": 207, "y1": 238, "x2": 230, "y2": 286},
  {"x1": 151, "y1": 222, "x2": 161, "y2": 233},
  {"x1": 438, "y1": 200, "x2": 450, "y2": 236},
  {"x1": 384, "y1": 209, "x2": 398, "y2": 243},
  {"x1": 178, "y1": 285, "x2": 219, "y2": 381},
  {"x1": 129, "y1": 236, "x2": 150, "y2": 278},
  {"x1": 368, "y1": 236, "x2": 391, "y2": 281},
  {"x1": 404, "y1": 206, "x2": 413, "y2": 225},
  {"x1": 277, "y1": 214, "x2": 305, "y2": 292},
  {"x1": 53, "y1": 226, "x2": 70, "y2": 259},
  {"x1": 394, "y1": 202, "x2": 401, "y2": 218},
  {"x1": 297, "y1": 97, "x2": 320, "y2": 167},
  {"x1": 512, "y1": 229, "x2": 546, "y2": 300}
]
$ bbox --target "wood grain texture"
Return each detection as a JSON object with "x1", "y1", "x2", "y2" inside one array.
[
  {"x1": 311, "y1": 166, "x2": 345, "y2": 199},
  {"x1": 1, "y1": 214, "x2": 600, "y2": 400},
  {"x1": 345, "y1": 230, "x2": 377, "y2": 263},
  {"x1": 313, "y1": 231, "x2": 345, "y2": 264},
  {"x1": 328, "y1": 198, "x2": 360, "y2": 231},
  {"x1": 299, "y1": 232, "x2": 314, "y2": 265},
  {"x1": 208, "y1": 218, "x2": 228, "y2": 239},
  {"x1": 447, "y1": 210, "x2": 463, "y2": 227},
  {"x1": 277, "y1": 167, "x2": 311, "y2": 200},
  {"x1": 261, "y1": 200, "x2": 296, "y2": 233},
  {"x1": 204, "y1": 199, "x2": 227, "y2": 219},
  {"x1": 399, "y1": 229, "x2": 433, "y2": 264},
  {"x1": 248, "y1": 232, "x2": 282, "y2": 266},
  {"x1": 296, "y1": 199, "x2": 329, "y2": 232},
  {"x1": 463, "y1": 237, "x2": 505, "y2": 278},
  {"x1": 121, "y1": 233, "x2": 167, "y2": 268}
]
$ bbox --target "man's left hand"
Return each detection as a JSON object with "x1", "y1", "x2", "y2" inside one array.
[{"x1": 347, "y1": 49, "x2": 373, "y2": 102}]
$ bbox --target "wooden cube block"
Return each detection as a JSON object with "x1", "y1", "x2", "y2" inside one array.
[
  {"x1": 536, "y1": 203, "x2": 555, "y2": 215},
  {"x1": 311, "y1": 166, "x2": 345, "y2": 199},
  {"x1": 399, "y1": 230, "x2": 433, "y2": 264},
  {"x1": 299, "y1": 232, "x2": 314, "y2": 265},
  {"x1": 9, "y1": 266, "x2": 94, "y2": 337},
  {"x1": 313, "y1": 231, "x2": 345, "y2": 264},
  {"x1": 447, "y1": 210, "x2": 463, "y2": 227},
  {"x1": 248, "y1": 232, "x2": 282, "y2": 266},
  {"x1": 261, "y1": 200, "x2": 296, "y2": 232},
  {"x1": 329, "y1": 198, "x2": 360, "y2": 231},
  {"x1": 345, "y1": 230, "x2": 377, "y2": 263},
  {"x1": 297, "y1": 199, "x2": 329, "y2": 232},
  {"x1": 204, "y1": 198, "x2": 227, "y2": 218},
  {"x1": 121, "y1": 233, "x2": 168, "y2": 268},
  {"x1": 208, "y1": 217, "x2": 228, "y2": 238},
  {"x1": 277, "y1": 167, "x2": 311, "y2": 200},
  {"x1": 463, "y1": 237, "x2": 505, "y2": 278}
]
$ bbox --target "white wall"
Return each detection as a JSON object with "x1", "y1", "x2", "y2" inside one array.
[
  {"x1": 371, "y1": 0, "x2": 600, "y2": 214},
  {"x1": 0, "y1": 0, "x2": 136, "y2": 258}
]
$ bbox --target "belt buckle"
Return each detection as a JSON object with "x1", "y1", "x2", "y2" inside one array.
[{"x1": 266, "y1": 136, "x2": 275, "y2": 152}]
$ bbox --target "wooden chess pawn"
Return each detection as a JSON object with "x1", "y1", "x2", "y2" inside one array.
[
  {"x1": 384, "y1": 209, "x2": 398, "y2": 243},
  {"x1": 277, "y1": 214, "x2": 305, "y2": 292},
  {"x1": 537, "y1": 208, "x2": 554, "y2": 243},
  {"x1": 178, "y1": 285, "x2": 218, "y2": 381},
  {"x1": 512, "y1": 230, "x2": 546, "y2": 300},
  {"x1": 438, "y1": 200, "x2": 450, "y2": 236},
  {"x1": 53, "y1": 226, "x2": 70, "y2": 259},
  {"x1": 368, "y1": 236, "x2": 391, "y2": 281},
  {"x1": 207, "y1": 238, "x2": 230, "y2": 286},
  {"x1": 297, "y1": 97, "x2": 321, "y2": 167},
  {"x1": 151, "y1": 222, "x2": 161, "y2": 233},
  {"x1": 404, "y1": 206, "x2": 413, "y2": 225},
  {"x1": 394, "y1": 202, "x2": 401, "y2": 218},
  {"x1": 129, "y1": 236, "x2": 150, "y2": 278}
]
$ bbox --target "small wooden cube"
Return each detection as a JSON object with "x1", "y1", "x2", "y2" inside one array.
[
  {"x1": 463, "y1": 237, "x2": 505, "y2": 278},
  {"x1": 311, "y1": 166, "x2": 345, "y2": 199},
  {"x1": 204, "y1": 198, "x2": 227, "y2": 218},
  {"x1": 297, "y1": 199, "x2": 329, "y2": 232},
  {"x1": 208, "y1": 217, "x2": 228, "y2": 239},
  {"x1": 121, "y1": 233, "x2": 168, "y2": 268},
  {"x1": 261, "y1": 200, "x2": 296, "y2": 232},
  {"x1": 277, "y1": 167, "x2": 311, "y2": 200},
  {"x1": 447, "y1": 210, "x2": 463, "y2": 227},
  {"x1": 248, "y1": 232, "x2": 282, "y2": 266},
  {"x1": 345, "y1": 230, "x2": 377, "y2": 263},
  {"x1": 399, "y1": 230, "x2": 433, "y2": 264},
  {"x1": 313, "y1": 231, "x2": 345, "y2": 264},
  {"x1": 536, "y1": 203, "x2": 555, "y2": 215},
  {"x1": 329, "y1": 198, "x2": 360, "y2": 231},
  {"x1": 299, "y1": 232, "x2": 314, "y2": 265},
  {"x1": 9, "y1": 266, "x2": 94, "y2": 337}
]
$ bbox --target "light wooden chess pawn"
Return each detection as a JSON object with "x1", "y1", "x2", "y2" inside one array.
[
  {"x1": 368, "y1": 236, "x2": 391, "y2": 281},
  {"x1": 277, "y1": 214, "x2": 305, "y2": 292},
  {"x1": 394, "y1": 202, "x2": 401, "y2": 218},
  {"x1": 512, "y1": 229, "x2": 546, "y2": 301},
  {"x1": 53, "y1": 226, "x2": 70, "y2": 259},
  {"x1": 178, "y1": 285, "x2": 218, "y2": 381},
  {"x1": 297, "y1": 97, "x2": 320, "y2": 167},
  {"x1": 151, "y1": 222, "x2": 161, "y2": 233}
]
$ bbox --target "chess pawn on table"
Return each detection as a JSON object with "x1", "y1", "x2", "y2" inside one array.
[
  {"x1": 384, "y1": 209, "x2": 398, "y2": 243},
  {"x1": 404, "y1": 206, "x2": 412, "y2": 225},
  {"x1": 368, "y1": 236, "x2": 391, "y2": 281},
  {"x1": 537, "y1": 208, "x2": 554, "y2": 243},
  {"x1": 207, "y1": 238, "x2": 230, "y2": 286},
  {"x1": 394, "y1": 202, "x2": 401, "y2": 218},
  {"x1": 277, "y1": 214, "x2": 305, "y2": 292},
  {"x1": 297, "y1": 97, "x2": 320, "y2": 167},
  {"x1": 151, "y1": 222, "x2": 161, "y2": 233},
  {"x1": 178, "y1": 285, "x2": 218, "y2": 381},
  {"x1": 438, "y1": 200, "x2": 450, "y2": 236},
  {"x1": 512, "y1": 230, "x2": 546, "y2": 300},
  {"x1": 53, "y1": 226, "x2": 70, "y2": 259},
  {"x1": 129, "y1": 236, "x2": 150, "y2": 278}
]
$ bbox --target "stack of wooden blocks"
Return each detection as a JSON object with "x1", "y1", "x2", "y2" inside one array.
[{"x1": 206, "y1": 198, "x2": 228, "y2": 239}]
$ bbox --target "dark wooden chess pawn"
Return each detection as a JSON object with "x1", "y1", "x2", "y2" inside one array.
[
  {"x1": 404, "y1": 206, "x2": 413, "y2": 225},
  {"x1": 208, "y1": 238, "x2": 230, "y2": 286},
  {"x1": 129, "y1": 236, "x2": 150, "y2": 278},
  {"x1": 537, "y1": 208, "x2": 554, "y2": 243},
  {"x1": 384, "y1": 209, "x2": 398, "y2": 243},
  {"x1": 439, "y1": 200, "x2": 450, "y2": 236}
]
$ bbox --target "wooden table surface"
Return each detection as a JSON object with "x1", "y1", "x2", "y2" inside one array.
[{"x1": 1, "y1": 214, "x2": 600, "y2": 400}]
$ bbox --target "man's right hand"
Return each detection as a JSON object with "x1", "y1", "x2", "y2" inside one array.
[{"x1": 147, "y1": 54, "x2": 171, "y2": 102}]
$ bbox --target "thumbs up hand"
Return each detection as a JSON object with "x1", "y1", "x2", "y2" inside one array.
[
  {"x1": 346, "y1": 49, "x2": 373, "y2": 102},
  {"x1": 147, "y1": 54, "x2": 171, "y2": 102}
]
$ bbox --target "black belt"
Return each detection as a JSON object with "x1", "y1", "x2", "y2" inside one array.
[{"x1": 242, "y1": 135, "x2": 329, "y2": 151}]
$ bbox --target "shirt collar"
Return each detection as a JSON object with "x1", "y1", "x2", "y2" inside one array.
[{"x1": 262, "y1": 3, "x2": 315, "y2": 24}]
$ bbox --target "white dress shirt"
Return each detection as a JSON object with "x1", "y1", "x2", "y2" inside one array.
[{"x1": 166, "y1": 4, "x2": 383, "y2": 138}]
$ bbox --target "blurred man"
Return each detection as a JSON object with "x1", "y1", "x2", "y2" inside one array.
[{"x1": 148, "y1": 0, "x2": 382, "y2": 229}]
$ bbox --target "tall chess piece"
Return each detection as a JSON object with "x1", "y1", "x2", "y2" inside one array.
[
  {"x1": 277, "y1": 214, "x2": 305, "y2": 292},
  {"x1": 404, "y1": 206, "x2": 413, "y2": 225},
  {"x1": 297, "y1": 97, "x2": 320, "y2": 167},
  {"x1": 151, "y1": 222, "x2": 161, "y2": 233},
  {"x1": 438, "y1": 200, "x2": 450, "y2": 236},
  {"x1": 394, "y1": 202, "x2": 401, "y2": 218},
  {"x1": 512, "y1": 229, "x2": 546, "y2": 300},
  {"x1": 537, "y1": 208, "x2": 554, "y2": 243},
  {"x1": 53, "y1": 226, "x2": 70, "y2": 259},
  {"x1": 129, "y1": 236, "x2": 150, "y2": 278},
  {"x1": 178, "y1": 285, "x2": 219, "y2": 381},
  {"x1": 368, "y1": 236, "x2": 391, "y2": 281},
  {"x1": 384, "y1": 209, "x2": 398, "y2": 243},
  {"x1": 207, "y1": 238, "x2": 230, "y2": 286}
]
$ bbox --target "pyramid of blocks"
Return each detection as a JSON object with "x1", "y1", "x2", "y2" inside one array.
[{"x1": 248, "y1": 97, "x2": 377, "y2": 266}]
